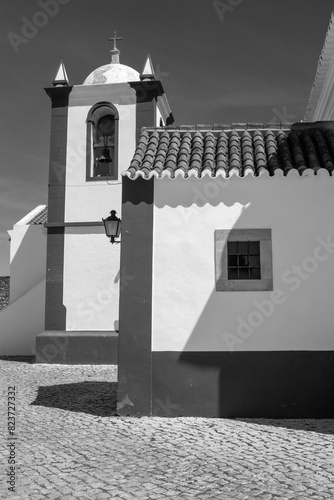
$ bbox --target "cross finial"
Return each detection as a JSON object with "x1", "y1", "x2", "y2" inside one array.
[{"x1": 107, "y1": 31, "x2": 123, "y2": 51}]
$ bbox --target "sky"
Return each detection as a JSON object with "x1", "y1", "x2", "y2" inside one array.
[{"x1": 0, "y1": 0, "x2": 333, "y2": 275}]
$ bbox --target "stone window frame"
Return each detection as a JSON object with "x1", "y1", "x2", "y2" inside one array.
[{"x1": 215, "y1": 229, "x2": 273, "y2": 291}]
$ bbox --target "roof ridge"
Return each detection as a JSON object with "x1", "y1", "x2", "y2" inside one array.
[{"x1": 142, "y1": 123, "x2": 293, "y2": 133}]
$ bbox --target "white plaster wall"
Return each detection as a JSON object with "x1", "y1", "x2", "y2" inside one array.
[
  {"x1": 0, "y1": 280, "x2": 45, "y2": 355},
  {"x1": 8, "y1": 224, "x2": 47, "y2": 303},
  {"x1": 156, "y1": 106, "x2": 163, "y2": 127},
  {"x1": 0, "y1": 207, "x2": 47, "y2": 354},
  {"x1": 152, "y1": 173, "x2": 334, "y2": 352},
  {"x1": 0, "y1": 219, "x2": 46, "y2": 354},
  {"x1": 63, "y1": 226, "x2": 120, "y2": 331},
  {"x1": 65, "y1": 84, "x2": 137, "y2": 222}
]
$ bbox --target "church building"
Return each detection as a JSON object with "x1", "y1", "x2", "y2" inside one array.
[{"x1": 2, "y1": 15, "x2": 334, "y2": 418}]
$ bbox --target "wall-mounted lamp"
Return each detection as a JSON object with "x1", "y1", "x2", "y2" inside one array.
[{"x1": 102, "y1": 210, "x2": 121, "y2": 244}]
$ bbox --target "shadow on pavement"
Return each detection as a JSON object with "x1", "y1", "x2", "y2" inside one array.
[
  {"x1": 236, "y1": 418, "x2": 334, "y2": 435},
  {"x1": 31, "y1": 381, "x2": 117, "y2": 417}
]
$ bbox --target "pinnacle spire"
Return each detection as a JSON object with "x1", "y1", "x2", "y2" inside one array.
[
  {"x1": 53, "y1": 60, "x2": 69, "y2": 86},
  {"x1": 140, "y1": 54, "x2": 155, "y2": 80}
]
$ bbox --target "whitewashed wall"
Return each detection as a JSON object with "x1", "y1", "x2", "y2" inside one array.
[
  {"x1": 152, "y1": 173, "x2": 334, "y2": 352},
  {"x1": 0, "y1": 280, "x2": 45, "y2": 355},
  {"x1": 62, "y1": 84, "x2": 135, "y2": 330},
  {"x1": 0, "y1": 208, "x2": 47, "y2": 354},
  {"x1": 8, "y1": 214, "x2": 47, "y2": 303},
  {"x1": 63, "y1": 227, "x2": 120, "y2": 331},
  {"x1": 156, "y1": 106, "x2": 163, "y2": 126},
  {"x1": 65, "y1": 84, "x2": 137, "y2": 222}
]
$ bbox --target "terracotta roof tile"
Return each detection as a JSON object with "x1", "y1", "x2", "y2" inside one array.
[
  {"x1": 125, "y1": 122, "x2": 334, "y2": 179},
  {"x1": 27, "y1": 206, "x2": 48, "y2": 224}
]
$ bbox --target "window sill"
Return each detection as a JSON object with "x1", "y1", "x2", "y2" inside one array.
[
  {"x1": 86, "y1": 176, "x2": 118, "y2": 182},
  {"x1": 216, "y1": 278, "x2": 273, "y2": 292}
]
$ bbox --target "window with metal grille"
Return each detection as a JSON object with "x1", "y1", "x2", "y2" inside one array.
[{"x1": 227, "y1": 241, "x2": 261, "y2": 280}]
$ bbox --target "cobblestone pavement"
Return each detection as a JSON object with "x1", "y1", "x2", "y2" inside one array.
[{"x1": 1, "y1": 360, "x2": 334, "y2": 500}]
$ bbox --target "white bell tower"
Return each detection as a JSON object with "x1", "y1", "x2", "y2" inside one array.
[{"x1": 36, "y1": 34, "x2": 174, "y2": 363}]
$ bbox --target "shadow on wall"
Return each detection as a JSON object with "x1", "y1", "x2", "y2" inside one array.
[
  {"x1": 0, "y1": 279, "x2": 45, "y2": 356},
  {"x1": 10, "y1": 225, "x2": 47, "y2": 303},
  {"x1": 31, "y1": 381, "x2": 117, "y2": 417},
  {"x1": 0, "y1": 224, "x2": 47, "y2": 355}
]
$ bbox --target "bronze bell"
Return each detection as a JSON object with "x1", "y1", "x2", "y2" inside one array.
[{"x1": 98, "y1": 148, "x2": 112, "y2": 163}]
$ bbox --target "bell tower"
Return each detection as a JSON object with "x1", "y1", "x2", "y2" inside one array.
[{"x1": 36, "y1": 37, "x2": 174, "y2": 363}]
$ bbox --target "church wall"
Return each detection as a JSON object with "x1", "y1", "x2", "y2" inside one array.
[
  {"x1": 44, "y1": 87, "x2": 70, "y2": 332},
  {"x1": 65, "y1": 84, "x2": 137, "y2": 222},
  {"x1": 118, "y1": 173, "x2": 334, "y2": 416},
  {"x1": 152, "y1": 174, "x2": 334, "y2": 352},
  {"x1": 63, "y1": 226, "x2": 120, "y2": 331},
  {"x1": 60, "y1": 84, "x2": 136, "y2": 332},
  {"x1": 144, "y1": 173, "x2": 334, "y2": 417},
  {"x1": 117, "y1": 177, "x2": 154, "y2": 415}
]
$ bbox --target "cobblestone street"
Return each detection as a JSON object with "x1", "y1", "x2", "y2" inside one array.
[{"x1": 1, "y1": 359, "x2": 334, "y2": 499}]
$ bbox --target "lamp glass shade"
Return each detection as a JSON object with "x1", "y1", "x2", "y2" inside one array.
[{"x1": 103, "y1": 219, "x2": 121, "y2": 238}]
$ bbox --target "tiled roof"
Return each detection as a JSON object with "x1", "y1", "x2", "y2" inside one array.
[
  {"x1": 124, "y1": 122, "x2": 334, "y2": 179},
  {"x1": 27, "y1": 206, "x2": 48, "y2": 225}
]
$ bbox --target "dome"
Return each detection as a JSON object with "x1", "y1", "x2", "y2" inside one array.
[{"x1": 83, "y1": 63, "x2": 140, "y2": 85}]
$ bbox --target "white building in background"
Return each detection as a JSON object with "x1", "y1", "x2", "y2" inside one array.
[
  {"x1": 305, "y1": 13, "x2": 334, "y2": 121},
  {"x1": 0, "y1": 206, "x2": 47, "y2": 355}
]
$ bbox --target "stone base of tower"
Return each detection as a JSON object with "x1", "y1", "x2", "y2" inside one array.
[{"x1": 36, "y1": 331, "x2": 118, "y2": 364}]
